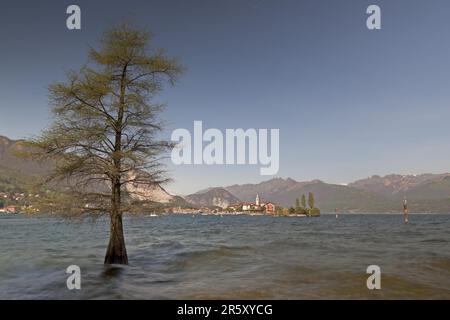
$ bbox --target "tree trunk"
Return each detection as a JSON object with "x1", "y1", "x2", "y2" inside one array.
[
  {"x1": 104, "y1": 212, "x2": 128, "y2": 264},
  {"x1": 104, "y1": 63, "x2": 129, "y2": 265}
]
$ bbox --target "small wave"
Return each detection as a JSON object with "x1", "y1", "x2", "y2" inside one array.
[
  {"x1": 420, "y1": 238, "x2": 448, "y2": 243},
  {"x1": 163, "y1": 245, "x2": 254, "y2": 273},
  {"x1": 176, "y1": 245, "x2": 252, "y2": 260},
  {"x1": 187, "y1": 289, "x2": 272, "y2": 300}
]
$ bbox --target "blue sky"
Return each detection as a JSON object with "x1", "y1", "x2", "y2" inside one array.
[{"x1": 1, "y1": 0, "x2": 450, "y2": 194}]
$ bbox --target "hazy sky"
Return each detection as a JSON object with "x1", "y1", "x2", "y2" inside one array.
[{"x1": 1, "y1": 0, "x2": 450, "y2": 194}]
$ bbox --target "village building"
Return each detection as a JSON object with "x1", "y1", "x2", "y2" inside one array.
[
  {"x1": 0, "y1": 205, "x2": 17, "y2": 214},
  {"x1": 228, "y1": 194, "x2": 275, "y2": 214}
]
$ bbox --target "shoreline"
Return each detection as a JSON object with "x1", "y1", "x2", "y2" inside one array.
[{"x1": 1, "y1": 211, "x2": 449, "y2": 218}]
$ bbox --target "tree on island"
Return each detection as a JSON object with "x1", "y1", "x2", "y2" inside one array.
[
  {"x1": 289, "y1": 193, "x2": 320, "y2": 216},
  {"x1": 308, "y1": 192, "x2": 315, "y2": 209},
  {"x1": 301, "y1": 194, "x2": 306, "y2": 209},
  {"x1": 292, "y1": 194, "x2": 307, "y2": 215},
  {"x1": 307, "y1": 192, "x2": 320, "y2": 216},
  {"x1": 27, "y1": 24, "x2": 183, "y2": 264}
]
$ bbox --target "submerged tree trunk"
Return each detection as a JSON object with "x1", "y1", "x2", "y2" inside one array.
[
  {"x1": 104, "y1": 212, "x2": 128, "y2": 264},
  {"x1": 104, "y1": 181, "x2": 128, "y2": 265},
  {"x1": 105, "y1": 71, "x2": 128, "y2": 265}
]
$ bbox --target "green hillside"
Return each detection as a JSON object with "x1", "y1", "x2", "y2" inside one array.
[{"x1": 0, "y1": 165, "x2": 38, "y2": 193}]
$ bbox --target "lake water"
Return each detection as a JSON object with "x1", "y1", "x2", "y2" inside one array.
[{"x1": 0, "y1": 213, "x2": 449, "y2": 299}]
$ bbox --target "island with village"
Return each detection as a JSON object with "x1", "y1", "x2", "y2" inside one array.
[{"x1": 163, "y1": 193, "x2": 321, "y2": 217}]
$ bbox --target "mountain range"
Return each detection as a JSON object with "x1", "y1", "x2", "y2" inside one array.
[
  {"x1": 185, "y1": 188, "x2": 240, "y2": 209},
  {"x1": 184, "y1": 174, "x2": 450, "y2": 212},
  {"x1": 1, "y1": 135, "x2": 450, "y2": 213}
]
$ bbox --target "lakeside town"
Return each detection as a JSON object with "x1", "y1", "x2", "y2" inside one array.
[
  {"x1": 165, "y1": 194, "x2": 278, "y2": 215},
  {"x1": 0, "y1": 191, "x2": 41, "y2": 214},
  {"x1": 0, "y1": 188, "x2": 321, "y2": 217}
]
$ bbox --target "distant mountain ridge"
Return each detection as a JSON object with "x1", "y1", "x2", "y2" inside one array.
[
  {"x1": 187, "y1": 175, "x2": 450, "y2": 213},
  {"x1": 0, "y1": 135, "x2": 52, "y2": 176},
  {"x1": 223, "y1": 178, "x2": 391, "y2": 212},
  {"x1": 348, "y1": 173, "x2": 450, "y2": 196},
  {"x1": 185, "y1": 187, "x2": 240, "y2": 209}
]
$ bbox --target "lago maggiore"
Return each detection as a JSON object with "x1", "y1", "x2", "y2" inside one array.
[{"x1": 0, "y1": 213, "x2": 449, "y2": 299}]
